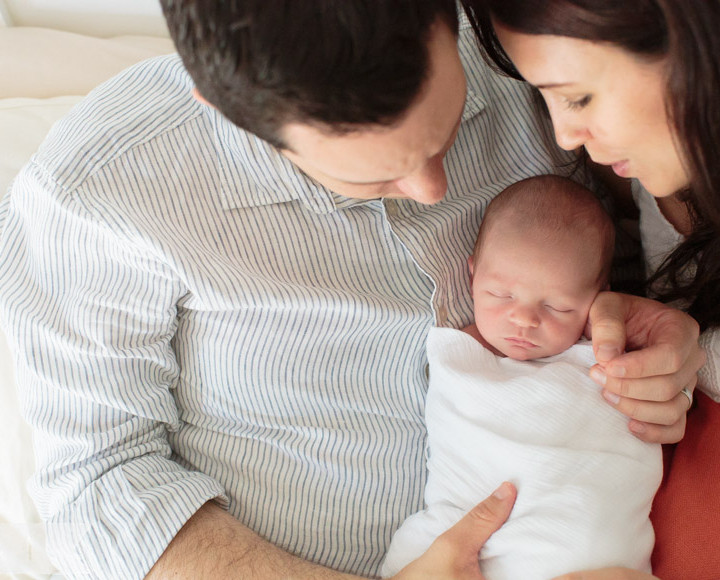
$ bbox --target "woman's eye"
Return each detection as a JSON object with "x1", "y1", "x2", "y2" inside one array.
[{"x1": 565, "y1": 95, "x2": 592, "y2": 111}]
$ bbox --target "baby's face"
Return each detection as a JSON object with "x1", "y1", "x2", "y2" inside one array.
[{"x1": 471, "y1": 226, "x2": 603, "y2": 360}]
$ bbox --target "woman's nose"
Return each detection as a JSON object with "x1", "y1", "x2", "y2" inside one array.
[{"x1": 550, "y1": 109, "x2": 591, "y2": 152}]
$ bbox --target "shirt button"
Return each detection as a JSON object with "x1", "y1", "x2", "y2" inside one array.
[
  {"x1": 384, "y1": 199, "x2": 399, "y2": 217},
  {"x1": 436, "y1": 305, "x2": 448, "y2": 325}
]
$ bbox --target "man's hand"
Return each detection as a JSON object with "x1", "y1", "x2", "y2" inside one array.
[
  {"x1": 392, "y1": 482, "x2": 517, "y2": 580},
  {"x1": 586, "y1": 292, "x2": 706, "y2": 443},
  {"x1": 553, "y1": 567, "x2": 659, "y2": 580}
]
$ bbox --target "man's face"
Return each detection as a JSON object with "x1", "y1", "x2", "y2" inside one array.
[
  {"x1": 280, "y1": 20, "x2": 467, "y2": 205},
  {"x1": 470, "y1": 224, "x2": 602, "y2": 360}
]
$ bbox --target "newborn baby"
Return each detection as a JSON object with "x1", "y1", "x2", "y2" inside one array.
[{"x1": 381, "y1": 175, "x2": 662, "y2": 580}]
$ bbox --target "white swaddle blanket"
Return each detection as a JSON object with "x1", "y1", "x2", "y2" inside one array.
[{"x1": 382, "y1": 328, "x2": 662, "y2": 579}]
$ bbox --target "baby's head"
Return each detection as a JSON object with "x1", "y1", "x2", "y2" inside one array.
[{"x1": 470, "y1": 175, "x2": 615, "y2": 360}]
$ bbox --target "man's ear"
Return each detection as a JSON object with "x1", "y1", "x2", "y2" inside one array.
[
  {"x1": 192, "y1": 87, "x2": 215, "y2": 108},
  {"x1": 467, "y1": 255, "x2": 474, "y2": 285}
]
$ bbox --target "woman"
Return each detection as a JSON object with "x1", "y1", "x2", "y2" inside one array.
[{"x1": 460, "y1": 1, "x2": 720, "y2": 578}]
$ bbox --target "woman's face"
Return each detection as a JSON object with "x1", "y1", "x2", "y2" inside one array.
[{"x1": 494, "y1": 23, "x2": 690, "y2": 197}]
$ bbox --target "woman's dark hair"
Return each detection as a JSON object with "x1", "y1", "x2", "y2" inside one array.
[
  {"x1": 160, "y1": 0, "x2": 458, "y2": 149},
  {"x1": 462, "y1": 0, "x2": 720, "y2": 330}
]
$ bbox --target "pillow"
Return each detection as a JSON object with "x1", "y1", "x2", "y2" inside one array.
[
  {"x1": 0, "y1": 27, "x2": 175, "y2": 98},
  {"x1": 651, "y1": 391, "x2": 720, "y2": 580}
]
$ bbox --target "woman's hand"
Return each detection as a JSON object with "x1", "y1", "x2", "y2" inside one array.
[
  {"x1": 553, "y1": 568, "x2": 659, "y2": 580},
  {"x1": 392, "y1": 482, "x2": 517, "y2": 580},
  {"x1": 587, "y1": 292, "x2": 706, "y2": 443}
]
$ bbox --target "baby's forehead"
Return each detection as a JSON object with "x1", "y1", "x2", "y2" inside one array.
[
  {"x1": 482, "y1": 214, "x2": 603, "y2": 252},
  {"x1": 477, "y1": 224, "x2": 606, "y2": 286}
]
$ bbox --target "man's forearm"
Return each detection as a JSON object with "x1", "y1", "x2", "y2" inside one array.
[{"x1": 146, "y1": 502, "x2": 367, "y2": 580}]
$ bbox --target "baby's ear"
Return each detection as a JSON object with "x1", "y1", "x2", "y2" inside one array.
[{"x1": 467, "y1": 255, "x2": 474, "y2": 285}]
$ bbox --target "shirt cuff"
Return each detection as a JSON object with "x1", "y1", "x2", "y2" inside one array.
[{"x1": 40, "y1": 454, "x2": 228, "y2": 580}]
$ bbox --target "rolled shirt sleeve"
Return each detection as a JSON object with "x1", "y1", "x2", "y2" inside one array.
[{"x1": 0, "y1": 163, "x2": 227, "y2": 579}]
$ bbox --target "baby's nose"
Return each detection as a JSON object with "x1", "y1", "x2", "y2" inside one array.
[{"x1": 509, "y1": 305, "x2": 540, "y2": 328}]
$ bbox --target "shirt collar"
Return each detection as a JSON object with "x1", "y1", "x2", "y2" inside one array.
[
  {"x1": 209, "y1": 107, "x2": 339, "y2": 214},
  {"x1": 212, "y1": 84, "x2": 485, "y2": 213}
]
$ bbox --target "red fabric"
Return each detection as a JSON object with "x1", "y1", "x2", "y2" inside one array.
[{"x1": 651, "y1": 390, "x2": 720, "y2": 580}]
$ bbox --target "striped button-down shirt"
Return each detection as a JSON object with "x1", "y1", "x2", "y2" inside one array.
[{"x1": 0, "y1": 17, "x2": 577, "y2": 579}]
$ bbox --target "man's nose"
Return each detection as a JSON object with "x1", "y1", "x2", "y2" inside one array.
[{"x1": 393, "y1": 156, "x2": 448, "y2": 205}]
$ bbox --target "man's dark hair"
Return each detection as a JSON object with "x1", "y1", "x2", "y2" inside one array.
[{"x1": 161, "y1": 0, "x2": 459, "y2": 149}]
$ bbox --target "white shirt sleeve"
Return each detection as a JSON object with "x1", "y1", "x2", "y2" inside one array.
[{"x1": 0, "y1": 162, "x2": 227, "y2": 579}]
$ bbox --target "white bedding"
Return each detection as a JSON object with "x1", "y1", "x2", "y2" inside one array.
[
  {"x1": 0, "y1": 26, "x2": 174, "y2": 579},
  {"x1": 382, "y1": 328, "x2": 662, "y2": 579}
]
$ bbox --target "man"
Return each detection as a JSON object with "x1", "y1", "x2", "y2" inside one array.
[{"x1": 0, "y1": 1, "x2": 702, "y2": 578}]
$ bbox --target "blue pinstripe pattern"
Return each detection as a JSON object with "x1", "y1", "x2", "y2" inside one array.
[{"x1": 0, "y1": 16, "x2": 578, "y2": 580}]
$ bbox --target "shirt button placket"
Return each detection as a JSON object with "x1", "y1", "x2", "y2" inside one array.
[{"x1": 436, "y1": 304, "x2": 448, "y2": 326}]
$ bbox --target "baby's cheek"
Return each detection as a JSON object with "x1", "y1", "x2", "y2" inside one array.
[
  {"x1": 559, "y1": 318, "x2": 587, "y2": 346},
  {"x1": 544, "y1": 319, "x2": 578, "y2": 349}
]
